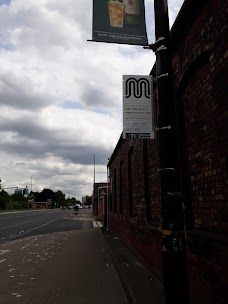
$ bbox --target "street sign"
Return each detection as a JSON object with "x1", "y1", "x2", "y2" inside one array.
[{"x1": 123, "y1": 75, "x2": 154, "y2": 139}]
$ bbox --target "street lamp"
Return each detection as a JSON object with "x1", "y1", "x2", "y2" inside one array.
[
  {"x1": 151, "y1": 1, "x2": 189, "y2": 303},
  {"x1": 31, "y1": 175, "x2": 35, "y2": 193},
  {"x1": 92, "y1": 155, "x2": 95, "y2": 212}
]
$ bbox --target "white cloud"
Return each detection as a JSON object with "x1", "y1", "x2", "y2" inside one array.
[{"x1": 0, "y1": 0, "x2": 184, "y2": 199}]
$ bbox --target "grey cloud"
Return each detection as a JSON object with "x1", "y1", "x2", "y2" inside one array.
[
  {"x1": 0, "y1": 74, "x2": 52, "y2": 109},
  {"x1": 81, "y1": 83, "x2": 116, "y2": 108},
  {"x1": 0, "y1": 116, "x2": 112, "y2": 166}
]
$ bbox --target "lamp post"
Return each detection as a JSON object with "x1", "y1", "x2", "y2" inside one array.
[
  {"x1": 31, "y1": 175, "x2": 35, "y2": 193},
  {"x1": 92, "y1": 155, "x2": 96, "y2": 213},
  {"x1": 106, "y1": 163, "x2": 110, "y2": 230},
  {"x1": 149, "y1": 1, "x2": 189, "y2": 303}
]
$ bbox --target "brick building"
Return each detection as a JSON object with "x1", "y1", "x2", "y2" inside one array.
[
  {"x1": 93, "y1": 182, "x2": 107, "y2": 216},
  {"x1": 107, "y1": 0, "x2": 227, "y2": 303}
]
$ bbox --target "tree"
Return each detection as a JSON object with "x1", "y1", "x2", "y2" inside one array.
[
  {"x1": 0, "y1": 190, "x2": 12, "y2": 210},
  {"x1": 11, "y1": 193, "x2": 27, "y2": 210},
  {"x1": 11, "y1": 193, "x2": 26, "y2": 203},
  {"x1": 54, "y1": 190, "x2": 66, "y2": 207}
]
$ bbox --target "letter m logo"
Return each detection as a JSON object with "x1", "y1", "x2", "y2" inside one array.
[{"x1": 124, "y1": 76, "x2": 152, "y2": 99}]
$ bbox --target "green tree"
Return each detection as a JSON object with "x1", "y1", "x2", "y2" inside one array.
[
  {"x1": 0, "y1": 190, "x2": 12, "y2": 210},
  {"x1": 11, "y1": 193, "x2": 27, "y2": 210},
  {"x1": 11, "y1": 193, "x2": 26, "y2": 203},
  {"x1": 54, "y1": 190, "x2": 66, "y2": 207}
]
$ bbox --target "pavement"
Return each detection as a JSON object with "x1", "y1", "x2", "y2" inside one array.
[
  {"x1": 0, "y1": 210, "x2": 165, "y2": 304},
  {"x1": 102, "y1": 227, "x2": 164, "y2": 304}
]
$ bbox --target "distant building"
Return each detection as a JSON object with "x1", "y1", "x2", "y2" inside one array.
[
  {"x1": 15, "y1": 187, "x2": 29, "y2": 196},
  {"x1": 93, "y1": 182, "x2": 107, "y2": 216},
  {"x1": 82, "y1": 197, "x2": 86, "y2": 204}
]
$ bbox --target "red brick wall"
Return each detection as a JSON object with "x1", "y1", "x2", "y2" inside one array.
[
  {"x1": 171, "y1": 1, "x2": 227, "y2": 302},
  {"x1": 109, "y1": 138, "x2": 163, "y2": 276},
  {"x1": 108, "y1": 0, "x2": 227, "y2": 302},
  {"x1": 173, "y1": 0, "x2": 227, "y2": 234},
  {"x1": 98, "y1": 197, "x2": 104, "y2": 221}
]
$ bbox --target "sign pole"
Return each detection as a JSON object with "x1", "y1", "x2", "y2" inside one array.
[{"x1": 151, "y1": 1, "x2": 189, "y2": 303}]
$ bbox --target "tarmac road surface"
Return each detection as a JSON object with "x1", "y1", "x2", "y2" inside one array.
[{"x1": 0, "y1": 209, "x2": 128, "y2": 304}]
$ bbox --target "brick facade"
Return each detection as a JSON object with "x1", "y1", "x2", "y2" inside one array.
[
  {"x1": 93, "y1": 182, "x2": 107, "y2": 216},
  {"x1": 107, "y1": 0, "x2": 227, "y2": 303}
]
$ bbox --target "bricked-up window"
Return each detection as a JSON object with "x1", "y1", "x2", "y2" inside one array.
[
  {"x1": 128, "y1": 147, "x2": 133, "y2": 217},
  {"x1": 119, "y1": 161, "x2": 123, "y2": 215},
  {"x1": 113, "y1": 168, "x2": 117, "y2": 213}
]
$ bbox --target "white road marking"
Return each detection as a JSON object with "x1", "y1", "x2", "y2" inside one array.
[
  {"x1": 93, "y1": 221, "x2": 98, "y2": 228},
  {"x1": 12, "y1": 293, "x2": 18, "y2": 295},
  {"x1": 0, "y1": 250, "x2": 11, "y2": 255},
  {"x1": 16, "y1": 295, "x2": 22, "y2": 298},
  {"x1": 97, "y1": 221, "x2": 103, "y2": 227},
  {"x1": 0, "y1": 259, "x2": 6, "y2": 264},
  {"x1": 9, "y1": 268, "x2": 15, "y2": 272},
  {"x1": 21, "y1": 238, "x2": 38, "y2": 250},
  {"x1": 9, "y1": 234, "x2": 15, "y2": 237},
  {"x1": 19, "y1": 230, "x2": 25, "y2": 234}
]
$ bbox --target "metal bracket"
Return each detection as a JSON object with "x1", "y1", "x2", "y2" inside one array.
[
  {"x1": 157, "y1": 168, "x2": 174, "y2": 172},
  {"x1": 155, "y1": 45, "x2": 167, "y2": 54},
  {"x1": 143, "y1": 37, "x2": 166, "y2": 51},
  {"x1": 155, "y1": 126, "x2": 171, "y2": 132},
  {"x1": 154, "y1": 73, "x2": 169, "y2": 82},
  {"x1": 143, "y1": 44, "x2": 154, "y2": 50}
]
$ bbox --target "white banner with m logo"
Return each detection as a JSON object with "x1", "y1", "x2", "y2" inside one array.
[{"x1": 123, "y1": 75, "x2": 154, "y2": 139}]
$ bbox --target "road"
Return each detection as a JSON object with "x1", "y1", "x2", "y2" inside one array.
[
  {"x1": 0, "y1": 208, "x2": 129, "y2": 304},
  {"x1": 0, "y1": 208, "x2": 94, "y2": 243}
]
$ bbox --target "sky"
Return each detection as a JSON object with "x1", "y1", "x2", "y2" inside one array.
[{"x1": 0, "y1": 0, "x2": 184, "y2": 200}]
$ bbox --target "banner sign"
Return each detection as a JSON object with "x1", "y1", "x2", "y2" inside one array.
[
  {"x1": 123, "y1": 75, "x2": 154, "y2": 139},
  {"x1": 92, "y1": 0, "x2": 148, "y2": 46}
]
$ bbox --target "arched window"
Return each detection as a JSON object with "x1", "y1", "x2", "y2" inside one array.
[{"x1": 128, "y1": 147, "x2": 133, "y2": 217}]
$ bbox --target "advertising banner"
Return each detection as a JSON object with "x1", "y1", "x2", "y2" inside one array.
[
  {"x1": 92, "y1": 0, "x2": 148, "y2": 46},
  {"x1": 123, "y1": 75, "x2": 154, "y2": 139}
]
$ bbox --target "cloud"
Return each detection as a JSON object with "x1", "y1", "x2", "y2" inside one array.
[{"x1": 0, "y1": 0, "x2": 184, "y2": 198}]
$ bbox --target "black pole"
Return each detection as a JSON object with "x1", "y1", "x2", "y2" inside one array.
[{"x1": 152, "y1": 1, "x2": 189, "y2": 303}]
